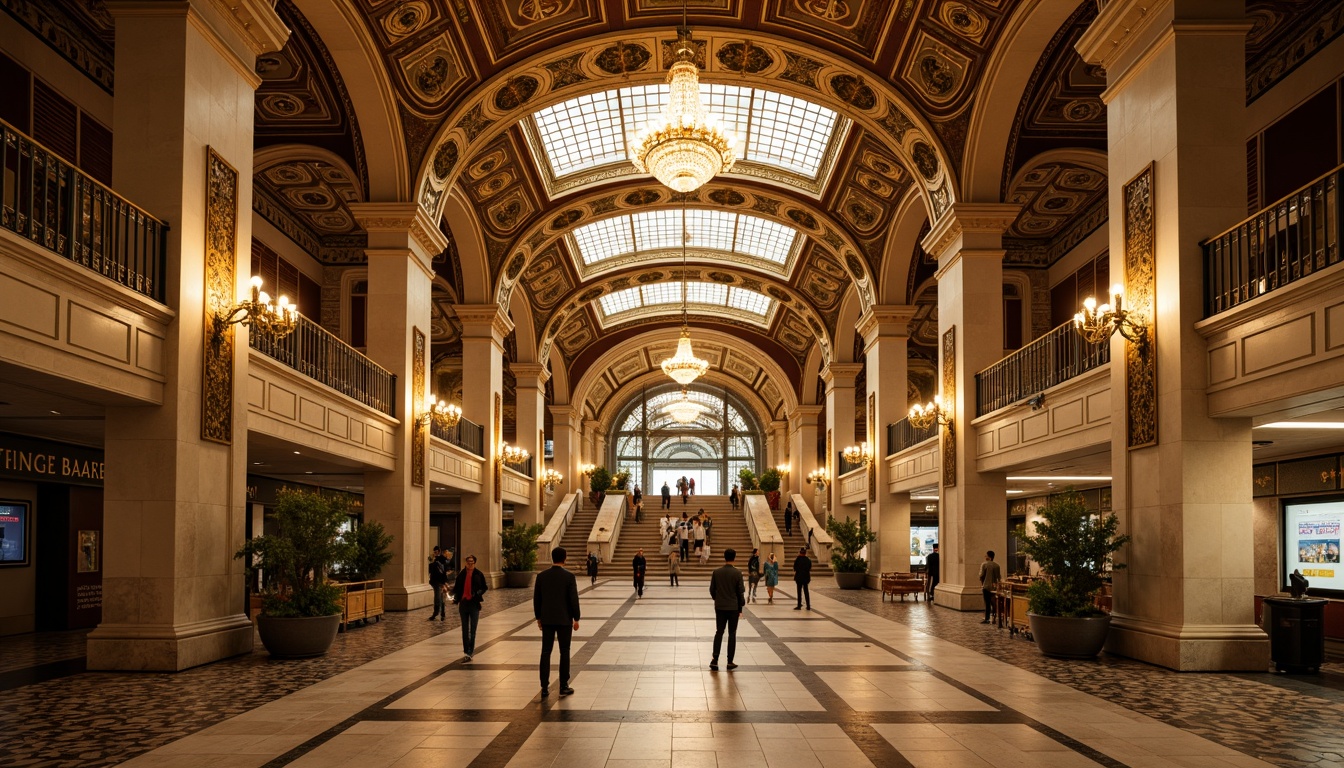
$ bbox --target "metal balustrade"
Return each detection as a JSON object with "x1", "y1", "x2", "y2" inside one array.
[
  {"x1": 505, "y1": 454, "x2": 535, "y2": 478},
  {"x1": 432, "y1": 416, "x2": 485, "y2": 458},
  {"x1": 886, "y1": 417, "x2": 937, "y2": 457},
  {"x1": 975, "y1": 320, "x2": 1109, "y2": 417},
  {"x1": 837, "y1": 454, "x2": 865, "y2": 477},
  {"x1": 249, "y1": 313, "x2": 397, "y2": 416},
  {"x1": 1, "y1": 120, "x2": 167, "y2": 302},
  {"x1": 1204, "y1": 164, "x2": 1341, "y2": 317}
]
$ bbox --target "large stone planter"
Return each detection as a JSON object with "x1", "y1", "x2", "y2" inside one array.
[
  {"x1": 764, "y1": 491, "x2": 781, "y2": 510},
  {"x1": 1028, "y1": 613, "x2": 1112, "y2": 659},
  {"x1": 833, "y1": 572, "x2": 866, "y2": 589},
  {"x1": 256, "y1": 614, "x2": 341, "y2": 658},
  {"x1": 504, "y1": 570, "x2": 536, "y2": 588}
]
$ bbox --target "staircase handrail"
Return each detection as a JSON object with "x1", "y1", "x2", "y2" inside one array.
[
  {"x1": 788, "y1": 492, "x2": 834, "y2": 565},
  {"x1": 588, "y1": 493, "x2": 628, "y2": 564},
  {"x1": 743, "y1": 494, "x2": 784, "y2": 563},
  {"x1": 536, "y1": 492, "x2": 579, "y2": 559}
]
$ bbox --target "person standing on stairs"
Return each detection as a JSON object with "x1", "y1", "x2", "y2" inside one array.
[
  {"x1": 632, "y1": 548, "x2": 647, "y2": 599},
  {"x1": 730, "y1": 485, "x2": 740, "y2": 510},
  {"x1": 793, "y1": 547, "x2": 812, "y2": 611},
  {"x1": 661, "y1": 481, "x2": 671, "y2": 510},
  {"x1": 668, "y1": 549, "x2": 680, "y2": 587},
  {"x1": 703, "y1": 513, "x2": 712, "y2": 545},
  {"x1": 678, "y1": 513, "x2": 690, "y2": 561},
  {"x1": 784, "y1": 502, "x2": 793, "y2": 536},
  {"x1": 747, "y1": 548, "x2": 761, "y2": 603},
  {"x1": 689, "y1": 477, "x2": 695, "y2": 497}
]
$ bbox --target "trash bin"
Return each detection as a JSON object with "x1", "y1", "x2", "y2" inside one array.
[{"x1": 1263, "y1": 597, "x2": 1327, "y2": 673}]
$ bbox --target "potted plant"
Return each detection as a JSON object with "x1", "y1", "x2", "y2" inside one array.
[
  {"x1": 500, "y1": 522, "x2": 546, "y2": 587},
  {"x1": 589, "y1": 466, "x2": 611, "y2": 507},
  {"x1": 759, "y1": 467, "x2": 783, "y2": 510},
  {"x1": 341, "y1": 520, "x2": 393, "y2": 581},
  {"x1": 826, "y1": 515, "x2": 876, "y2": 589},
  {"x1": 610, "y1": 469, "x2": 631, "y2": 492},
  {"x1": 235, "y1": 488, "x2": 356, "y2": 658},
  {"x1": 1014, "y1": 489, "x2": 1131, "y2": 659},
  {"x1": 738, "y1": 468, "x2": 760, "y2": 492}
]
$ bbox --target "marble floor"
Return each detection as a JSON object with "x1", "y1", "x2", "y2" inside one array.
[{"x1": 5, "y1": 581, "x2": 1344, "y2": 768}]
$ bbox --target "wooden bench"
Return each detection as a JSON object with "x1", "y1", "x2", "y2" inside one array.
[{"x1": 881, "y1": 572, "x2": 925, "y2": 602}]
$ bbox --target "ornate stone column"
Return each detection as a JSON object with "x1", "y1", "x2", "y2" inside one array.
[
  {"x1": 549, "y1": 404, "x2": 581, "y2": 511},
  {"x1": 788, "y1": 405, "x2": 823, "y2": 507},
  {"x1": 860, "y1": 306, "x2": 916, "y2": 579},
  {"x1": 455, "y1": 304, "x2": 511, "y2": 586},
  {"x1": 350, "y1": 203, "x2": 443, "y2": 612},
  {"x1": 91, "y1": 0, "x2": 287, "y2": 671},
  {"x1": 1079, "y1": 0, "x2": 1265, "y2": 670},
  {"x1": 822, "y1": 362, "x2": 863, "y2": 519},
  {"x1": 511, "y1": 362, "x2": 549, "y2": 526},
  {"x1": 923, "y1": 203, "x2": 1018, "y2": 611}
]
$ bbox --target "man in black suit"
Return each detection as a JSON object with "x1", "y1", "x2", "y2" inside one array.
[
  {"x1": 793, "y1": 546, "x2": 812, "y2": 610},
  {"x1": 925, "y1": 543, "x2": 940, "y2": 600},
  {"x1": 534, "y1": 547, "x2": 581, "y2": 698},
  {"x1": 632, "y1": 548, "x2": 647, "y2": 598},
  {"x1": 708, "y1": 548, "x2": 746, "y2": 671}
]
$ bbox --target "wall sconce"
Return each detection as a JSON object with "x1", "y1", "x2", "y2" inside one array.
[
  {"x1": 806, "y1": 468, "x2": 830, "y2": 490},
  {"x1": 841, "y1": 442, "x2": 874, "y2": 467},
  {"x1": 213, "y1": 275, "x2": 297, "y2": 345},
  {"x1": 579, "y1": 463, "x2": 596, "y2": 477},
  {"x1": 775, "y1": 464, "x2": 790, "y2": 475},
  {"x1": 500, "y1": 444, "x2": 530, "y2": 465},
  {"x1": 1074, "y1": 284, "x2": 1147, "y2": 347},
  {"x1": 417, "y1": 395, "x2": 462, "y2": 430},
  {"x1": 908, "y1": 396, "x2": 952, "y2": 431},
  {"x1": 540, "y1": 468, "x2": 564, "y2": 494}
]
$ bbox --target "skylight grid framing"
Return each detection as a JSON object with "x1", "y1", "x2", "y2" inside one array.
[
  {"x1": 684, "y1": 282, "x2": 728, "y2": 305},
  {"x1": 533, "y1": 91, "x2": 627, "y2": 175},
  {"x1": 631, "y1": 210, "x2": 684, "y2": 253},
  {"x1": 734, "y1": 216, "x2": 797, "y2": 264},
  {"x1": 639, "y1": 282, "x2": 683, "y2": 306},
  {"x1": 685, "y1": 209, "x2": 737, "y2": 252},
  {"x1": 571, "y1": 216, "x2": 635, "y2": 265},
  {"x1": 598, "y1": 286, "x2": 643, "y2": 315},
  {"x1": 749, "y1": 91, "x2": 836, "y2": 176},
  {"x1": 727, "y1": 287, "x2": 771, "y2": 316},
  {"x1": 569, "y1": 211, "x2": 796, "y2": 271}
]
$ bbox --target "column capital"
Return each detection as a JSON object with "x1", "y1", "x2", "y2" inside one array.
[
  {"x1": 788, "y1": 405, "x2": 824, "y2": 428},
  {"x1": 1077, "y1": 0, "x2": 1250, "y2": 84},
  {"x1": 583, "y1": 418, "x2": 602, "y2": 432},
  {"x1": 921, "y1": 202, "x2": 1020, "y2": 261},
  {"x1": 857, "y1": 305, "x2": 916, "y2": 347},
  {"x1": 550, "y1": 405, "x2": 579, "y2": 427},
  {"x1": 454, "y1": 304, "x2": 514, "y2": 343},
  {"x1": 349, "y1": 202, "x2": 448, "y2": 264},
  {"x1": 510, "y1": 362, "x2": 550, "y2": 389},
  {"x1": 820, "y1": 362, "x2": 864, "y2": 389}
]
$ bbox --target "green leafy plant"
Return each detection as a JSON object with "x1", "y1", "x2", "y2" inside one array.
[
  {"x1": 341, "y1": 520, "x2": 394, "y2": 581},
  {"x1": 611, "y1": 469, "x2": 632, "y2": 490},
  {"x1": 589, "y1": 466, "x2": 611, "y2": 494},
  {"x1": 234, "y1": 488, "x2": 356, "y2": 618},
  {"x1": 1013, "y1": 489, "x2": 1130, "y2": 618},
  {"x1": 758, "y1": 467, "x2": 783, "y2": 493},
  {"x1": 500, "y1": 522, "x2": 546, "y2": 572},
  {"x1": 738, "y1": 467, "x2": 759, "y2": 491},
  {"x1": 826, "y1": 515, "x2": 877, "y2": 573}
]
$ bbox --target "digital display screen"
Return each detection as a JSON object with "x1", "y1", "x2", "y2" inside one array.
[
  {"x1": 1283, "y1": 497, "x2": 1344, "y2": 596},
  {"x1": 909, "y1": 526, "x2": 939, "y2": 566},
  {"x1": 0, "y1": 501, "x2": 28, "y2": 566}
]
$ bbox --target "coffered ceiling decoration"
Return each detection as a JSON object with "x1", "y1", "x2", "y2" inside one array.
[
  {"x1": 254, "y1": 158, "x2": 368, "y2": 263},
  {"x1": 1246, "y1": 0, "x2": 1344, "y2": 102},
  {"x1": 1004, "y1": 159, "x2": 1105, "y2": 240}
]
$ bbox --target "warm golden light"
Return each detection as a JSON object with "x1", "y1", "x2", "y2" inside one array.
[
  {"x1": 212, "y1": 275, "x2": 298, "y2": 345},
  {"x1": 1074, "y1": 284, "x2": 1146, "y2": 346}
]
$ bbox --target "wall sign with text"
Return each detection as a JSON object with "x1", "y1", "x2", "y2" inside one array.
[{"x1": 0, "y1": 501, "x2": 30, "y2": 567}]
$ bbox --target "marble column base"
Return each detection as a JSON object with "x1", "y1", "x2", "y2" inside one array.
[
  {"x1": 86, "y1": 615, "x2": 254, "y2": 672},
  {"x1": 383, "y1": 583, "x2": 435, "y2": 612},
  {"x1": 1107, "y1": 615, "x2": 1270, "y2": 671},
  {"x1": 933, "y1": 583, "x2": 986, "y2": 611}
]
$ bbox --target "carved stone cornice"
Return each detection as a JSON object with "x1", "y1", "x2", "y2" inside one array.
[
  {"x1": 510, "y1": 362, "x2": 551, "y2": 389},
  {"x1": 921, "y1": 203, "x2": 1021, "y2": 261},
  {"x1": 820, "y1": 362, "x2": 864, "y2": 389},
  {"x1": 788, "y1": 405, "x2": 824, "y2": 427},
  {"x1": 348, "y1": 202, "x2": 448, "y2": 265},
  {"x1": 857, "y1": 305, "x2": 917, "y2": 346},
  {"x1": 549, "y1": 405, "x2": 579, "y2": 427},
  {"x1": 208, "y1": 0, "x2": 288, "y2": 56},
  {"x1": 454, "y1": 304, "x2": 514, "y2": 344}
]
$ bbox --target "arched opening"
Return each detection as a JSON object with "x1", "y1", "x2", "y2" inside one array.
[{"x1": 606, "y1": 382, "x2": 764, "y2": 496}]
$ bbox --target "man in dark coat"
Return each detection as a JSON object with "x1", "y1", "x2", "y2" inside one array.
[
  {"x1": 925, "y1": 543, "x2": 940, "y2": 600},
  {"x1": 534, "y1": 547, "x2": 580, "y2": 698},
  {"x1": 708, "y1": 548, "x2": 746, "y2": 670},
  {"x1": 661, "y1": 481, "x2": 672, "y2": 509},
  {"x1": 632, "y1": 548, "x2": 647, "y2": 598},
  {"x1": 450, "y1": 554, "x2": 488, "y2": 659},
  {"x1": 792, "y1": 547, "x2": 812, "y2": 611},
  {"x1": 428, "y1": 546, "x2": 449, "y2": 621}
]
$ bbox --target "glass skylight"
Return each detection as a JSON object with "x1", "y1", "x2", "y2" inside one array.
[
  {"x1": 568, "y1": 210, "x2": 798, "y2": 268},
  {"x1": 595, "y1": 281, "x2": 773, "y2": 322},
  {"x1": 531, "y1": 84, "x2": 839, "y2": 180}
]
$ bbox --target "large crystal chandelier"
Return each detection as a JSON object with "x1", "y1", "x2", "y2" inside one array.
[
  {"x1": 660, "y1": 201, "x2": 709, "y2": 386},
  {"x1": 629, "y1": 18, "x2": 737, "y2": 193},
  {"x1": 664, "y1": 389, "x2": 703, "y2": 424}
]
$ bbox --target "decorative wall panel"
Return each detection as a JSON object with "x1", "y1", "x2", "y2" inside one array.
[
  {"x1": 1123, "y1": 164, "x2": 1157, "y2": 449},
  {"x1": 202, "y1": 147, "x2": 238, "y2": 445},
  {"x1": 941, "y1": 326, "x2": 956, "y2": 488},
  {"x1": 412, "y1": 327, "x2": 426, "y2": 487},
  {"x1": 494, "y1": 392, "x2": 503, "y2": 503}
]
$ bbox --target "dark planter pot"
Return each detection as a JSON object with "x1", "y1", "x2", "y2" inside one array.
[
  {"x1": 833, "y1": 572, "x2": 867, "y2": 589},
  {"x1": 764, "y1": 491, "x2": 781, "y2": 510},
  {"x1": 1028, "y1": 613, "x2": 1112, "y2": 659},
  {"x1": 589, "y1": 491, "x2": 605, "y2": 507},
  {"x1": 504, "y1": 570, "x2": 536, "y2": 588},
  {"x1": 256, "y1": 614, "x2": 341, "y2": 658}
]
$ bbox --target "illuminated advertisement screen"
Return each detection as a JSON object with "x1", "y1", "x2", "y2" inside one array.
[
  {"x1": 1283, "y1": 497, "x2": 1344, "y2": 596},
  {"x1": 0, "y1": 501, "x2": 28, "y2": 567}
]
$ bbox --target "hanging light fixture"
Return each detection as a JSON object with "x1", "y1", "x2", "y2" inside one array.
[
  {"x1": 629, "y1": 3, "x2": 737, "y2": 193},
  {"x1": 664, "y1": 389, "x2": 703, "y2": 424},
  {"x1": 660, "y1": 199, "x2": 709, "y2": 386}
]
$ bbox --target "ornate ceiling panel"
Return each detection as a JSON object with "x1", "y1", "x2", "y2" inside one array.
[
  {"x1": 1004, "y1": 160, "x2": 1105, "y2": 240},
  {"x1": 1246, "y1": 0, "x2": 1344, "y2": 102},
  {"x1": 825, "y1": 129, "x2": 914, "y2": 276},
  {"x1": 257, "y1": 160, "x2": 363, "y2": 236}
]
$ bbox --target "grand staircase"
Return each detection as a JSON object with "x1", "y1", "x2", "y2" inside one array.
[{"x1": 548, "y1": 496, "x2": 599, "y2": 566}]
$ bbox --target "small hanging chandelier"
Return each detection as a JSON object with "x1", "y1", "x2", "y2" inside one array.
[
  {"x1": 629, "y1": 8, "x2": 737, "y2": 193},
  {"x1": 660, "y1": 200, "x2": 708, "y2": 386},
  {"x1": 664, "y1": 389, "x2": 702, "y2": 424}
]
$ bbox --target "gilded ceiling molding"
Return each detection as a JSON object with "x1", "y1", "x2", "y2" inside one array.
[
  {"x1": 411, "y1": 28, "x2": 960, "y2": 226},
  {"x1": 588, "y1": 370, "x2": 781, "y2": 442},
  {"x1": 920, "y1": 202, "x2": 1021, "y2": 264}
]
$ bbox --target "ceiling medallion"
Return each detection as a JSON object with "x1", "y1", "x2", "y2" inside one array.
[
  {"x1": 660, "y1": 201, "x2": 709, "y2": 386},
  {"x1": 630, "y1": 20, "x2": 737, "y2": 193},
  {"x1": 665, "y1": 389, "x2": 703, "y2": 424}
]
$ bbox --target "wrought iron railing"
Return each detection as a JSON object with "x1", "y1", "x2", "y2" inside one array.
[
  {"x1": 505, "y1": 454, "x2": 535, "y2": 478},
  {"x1": 837, "y1": 454, "x2": 865, "y2": 476},
  {"x1": 0, "y1": 119, "x2": 167, "y2": 302},
  {"x1": 432, "y1": 416, "x2": 484, "y2": 458},
  {"x1": 886, "y1": 417, "x2": 937, "y2": 456},
  {"x1": 975, "y1": 320, "x2": 1109, "y2": 416},
  {"x1": 1204, "y1": 164, "x2": 1341, "y2": 317},
  {"x1": 249, "y1": 313, "x2": 396, "y2": 416}
]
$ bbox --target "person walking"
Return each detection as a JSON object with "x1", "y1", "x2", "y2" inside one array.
[
  {"x1": 708, "y1": 548, "x2": 746, "y2": 671},
  {"x1": 450, "y1": 554, "x2": 487, "y2": 660},
  {"x1": 682, "y1": 481, "x2": 690, "y2": 505},
  {"x1": 729, "y1": 485, "x2": 740, "y2": 510},
  {"x1": 688, "y1": 477, "x2": 696, "y2": 497},
  {"x1": 632, "y1": 548, "x2": 647, "y2": 598},
  {"x1": 661, "y1": 481, "x2": 671, "y2": 510},
  {"x1": 632, "y1": 486, "x2": 642, "y2": 508},
  {"x1": 747, "y1": 548, "x2": 761, "y2": 603},
  {"x1": 980, "y1": 550, "x2": 1002, "y2": 624},
  {"x1": 693, "y1": 518, "x2": 706, "y2": 557},
  {"x1": 792, "y1": 547, "x2": 812, "y2": 611},
  {"x1": 793, "y1": 507, "x2": 801, "y2": 534},
  {"x1": 703, "y1": 513, "x2": 713, "y2": 545},
  {"x1": 534, "y1": 547, "x2": 580, "y2": 698},
  {"x1": 925, "y1": 543, "x2": 941, "y2": 601},
  {"x1": 668, "y1": 550, "x2": 680, "y2": 587},
  {"x1": 764, "y1": 553, "x2": 779, "y2": 604},
  {"x1": 784, "y1": 502, "x2": 793, "y2": 536},
  {"x1": 678, "y1": 514, "x2": 690, "y2": 561},
  {"x1": 586, "y1": 551, "x2": 600, "y2": 586},
  {"x1": 428, "y1": 546, "x2": 450, "y2": 621}
]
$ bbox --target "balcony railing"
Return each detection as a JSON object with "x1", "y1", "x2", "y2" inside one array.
[
  {"x1": 432, "y1": 416, "x2": 484, "y2": 458},
  {"x1": 886, "y1": 417, "x2": 937, "y2": 457},
  {"x1": 504, "y1": 454, "x2": 535, "y2": 478},
  {"x1": 249, "y1": 313, "x2": 396, "y2": 416},
  {"x1": 1, "y1": 120, "x2": 166, "y2": 302},
  {"x1": 837, "y1": 454, "x2": 865, "y2": 477},
  {"x1": 975, "y1": 320, "x2": 1109, "y2": 417},
  {"x1": 1204, "y1": 164, "x2": 1341, "y2": 317}
]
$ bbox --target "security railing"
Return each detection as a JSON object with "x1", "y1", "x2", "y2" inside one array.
[
  {"x1": 837, "y1": 454, "x2": 865, "y2": 477},
  {"x1": 1, "y1": 119, "x2": 167, "y2": 302},
  {"x1": 431, "y1": 416, "x2": 485, "y2": 458},
  {"x1": 975, "y1": 320, "x2": 1109, "y2": 416},
  {"x1": 249, "y1": 313, "x2": 396, "y2": 416},
  {"x1": 886, "y1": 417, "x2": 937, "y2": 456},
  {"x1": 1204, "y1": 164, "x2": 1341, "y2": 317},
  {"x1": 505, "y1": 454, "x2": 535, "y2": 478}
]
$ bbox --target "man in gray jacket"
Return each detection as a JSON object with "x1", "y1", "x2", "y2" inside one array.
[{"x1": 708, "y1": 548, "x2": 746, "y2": 671}]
